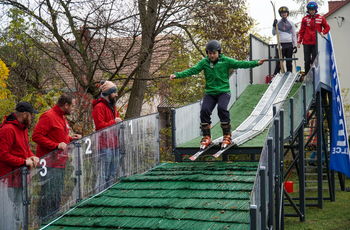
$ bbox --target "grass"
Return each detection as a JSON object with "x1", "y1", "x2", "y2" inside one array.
[{"x1": 284, "y1": 175, "x2": 350, "y2": 230}]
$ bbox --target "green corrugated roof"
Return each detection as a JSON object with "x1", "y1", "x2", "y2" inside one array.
[{"x1": 44, "y1": 162, "x2": 258, "y2": 230}]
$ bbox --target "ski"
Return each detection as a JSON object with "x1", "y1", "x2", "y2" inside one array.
[
  {"x1": 271, "y1": 0, "x2": 285, "y2": 73},
  {"x1": 213, "y1": 141, "x2": 236, "y2": 158},
  {"x1": 189, "y1": 142, "x2": 217, "y2": 161}
]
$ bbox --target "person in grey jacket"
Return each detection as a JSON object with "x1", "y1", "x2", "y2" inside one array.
[{"x1": 272, "y1": 6, "x2": 297, "y2": 74}]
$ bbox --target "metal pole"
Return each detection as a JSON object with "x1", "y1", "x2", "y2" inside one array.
[
  {"x1": 279, "y1": 109, "x2": 285, "y2": 230},
  {"x1": 274, "y1": 117, "x2": 280, "y2": 230},
  {"x1": 316, "y1": 91, "x2": 323, "y2": 209},
  {"x1": 250, "y1": 205, "x2": 257, "y2": 230},
  {"x1": 298, "y1": 123, "x2": 306, "y2": 222},
  {"x1": 290, "y1": 97, "x2": 294, "y2": 142},
  {"x1": 119, "y1": 122, "x2": 126, "y2": 178},
  {"x1": 268, "y1": 137, "x2": 274, "y2": 228},
  {"x1": 260, "y1": 166, "x2": 267, "y2": 230},
  {"x1": 302, "y1": 84, "x2": 307, "y2": 124},
  {"x1": 21, "y1": 166, "x2": 29, "y2": 230},
  {"x1": 75, "y1": 141, "x2": 82, "y2": 203},
  {"x1": 312, "y1": 68, "x2": 316, "y2": 101}
]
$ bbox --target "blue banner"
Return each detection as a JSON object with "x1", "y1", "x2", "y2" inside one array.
[{"x1": 328, "y1": 33, "x2": 350, "y2": 178}]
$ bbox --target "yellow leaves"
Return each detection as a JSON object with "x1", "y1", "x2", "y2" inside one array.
[{"x1": 0, "y1": 58, "x2": 10, "y2": 99}]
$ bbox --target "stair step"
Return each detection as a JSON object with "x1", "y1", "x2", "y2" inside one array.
[
  {"x1": 305, "y1": 187, "x2": 341, "y2": 190},
  {"x1": 305, "y1": 173, "x2": 327, "y2": 176},
  {"x1": 305, "y1": 180, "x2": 328, "y2": 183}
]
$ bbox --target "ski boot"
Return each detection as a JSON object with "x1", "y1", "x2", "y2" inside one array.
[
  {"x1": 221, "y1": 122, "x2": 232, "y2": 149},
  {"x1": 200, "y1": 123, "x2": 212, "y2": 149}
]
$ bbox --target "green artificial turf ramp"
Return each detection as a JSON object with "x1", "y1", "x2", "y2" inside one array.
[{"x1": 44, "y1": 162, "x2": 258, "y2": 230}]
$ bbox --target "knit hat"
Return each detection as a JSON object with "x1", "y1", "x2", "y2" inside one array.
[{"x1": 100, "y1": 80, "x2": 118, "y2": 96}]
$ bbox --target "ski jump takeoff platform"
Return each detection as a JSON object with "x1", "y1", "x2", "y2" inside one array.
[{"x1": 172, "y1": 72, "x2": 300, "y2": 162}]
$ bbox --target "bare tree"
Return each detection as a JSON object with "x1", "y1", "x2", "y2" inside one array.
[{"x1": 0, "y1": 0, "x2": 254, "y2": 119}]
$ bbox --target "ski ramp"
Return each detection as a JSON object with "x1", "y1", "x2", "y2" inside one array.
[{"x1": 213, "y1": 72, "x2": 299, "y2": 146}]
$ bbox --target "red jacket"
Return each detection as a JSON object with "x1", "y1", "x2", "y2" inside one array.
[
  {"x1": 298, "y1": 14, "x2": 330, "y2": 45},
  {"x1": 92, "y1": 97, "x2": 120, "y2": 149},
  {"x1": 32, "y1": 104, "x2": 73, "y2": 168},
  {"x1": 0, "y1": 113, "x2": 35, "y2": 186}
]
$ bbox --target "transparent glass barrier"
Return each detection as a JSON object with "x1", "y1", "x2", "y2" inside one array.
[
  {"x1": 317, "y1": 33, "x2": 331, "y2": 86},
  {"x1": 26, "y1": 143, "x2": 80, "y2": 228},
  {"x1": 175, "y1": 101, "x2": 201, "y2": 146},
  {"x1": 0, "y1": 113, "x2": 159, "y2": 229},
  {"x1": 0, "y1": 169, "x2": 25, "y2": 230},
  {"x1": 122, "y1": 114, "x2": 159, "y2": 177},
  {"x1": 304, "y1": 71, "x2": 314, "y2": 111},
  {"x1": 80, "y1": 122, "x2": 122, "y2": 196},
  {"x1": 250, "y1": 34, "x2": 270, "y2": 84},
  {"x1": 280, "y1": 100, "x2": 291, "y2": 141},
  {"x1": 292, "y1": 87, "x2": 304, "y2": 133}
]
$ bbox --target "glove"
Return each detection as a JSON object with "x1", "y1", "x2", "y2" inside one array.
[
  {"x1": 293, "y1": 46, "x2": 297, "y2": 53},
  {"x1": 273, "y1": 19, "x2": 277, "y2": 27}
]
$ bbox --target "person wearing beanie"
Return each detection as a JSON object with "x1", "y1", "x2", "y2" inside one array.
[{"x1": 92, "y1": 80, "x2": 122, "y2": 188}]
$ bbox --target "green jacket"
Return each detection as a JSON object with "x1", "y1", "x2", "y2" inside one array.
[{"x1": 174, "y1": 54, "x2": 259, "y2": 96}]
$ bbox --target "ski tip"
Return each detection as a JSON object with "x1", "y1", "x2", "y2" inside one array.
[
  {"x1": 189, "y1": 156, "x2": 196, "y2": 161},
  {"x1": 213, "y1": 153, "x2": 220, "y2": 158}
]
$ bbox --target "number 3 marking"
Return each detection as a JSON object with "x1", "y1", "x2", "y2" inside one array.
[{"x1": 39, "y1": 159, "x2": 47, "y2": 177}]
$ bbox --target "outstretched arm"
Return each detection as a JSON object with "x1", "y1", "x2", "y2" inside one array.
[{"x1": 258, "y1": 59, "x2": 267, "y2": 65}]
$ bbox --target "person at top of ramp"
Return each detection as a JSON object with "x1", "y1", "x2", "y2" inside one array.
[
  {"x1": 297, "y1": 1, "x2": 330, "y2": 75},
  {"x1": 272, "y1": 6, "x2": 297, "y2": 75}
]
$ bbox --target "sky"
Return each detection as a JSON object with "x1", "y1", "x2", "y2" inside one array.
[{"x1": 246, "y1": 0, "x2": 329, "y2": 43}]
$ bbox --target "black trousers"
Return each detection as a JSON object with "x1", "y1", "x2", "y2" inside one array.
[
  {"x1": 200, "y1": 93, "x2": 231, "y2": 124},
  {"x1": 274, "y1": 42, "x2": 293, "y2": 75},
  {"x1": 303, "y1": 44, "x2": 317, "y2": 75}
]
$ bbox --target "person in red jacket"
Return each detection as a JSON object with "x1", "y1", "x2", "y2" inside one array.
[
  {"x1": 297, "y1": 1, "x2": 330, "y2": 75},
  {"x1": 0, "y1": 101, "x2": 39, "y2": 230},
  {"x1": 92, "y1": 80, "x2": 122, "y2": 188},
  {"x1": 32, "y1": 93, "x2": 82, "y2": 224}
]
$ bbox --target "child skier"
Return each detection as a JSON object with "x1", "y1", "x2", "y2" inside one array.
[{"x1": 170, "y1": 40, "x2": 266, "y2": 149}]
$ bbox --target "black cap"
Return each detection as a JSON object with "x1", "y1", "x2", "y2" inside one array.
[{"x1": 15, "y1": 101, "x2": 39, "y2": 114}]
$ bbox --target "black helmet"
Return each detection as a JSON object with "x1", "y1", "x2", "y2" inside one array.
[
  {"x1": 307, "y1": 1, "x2": 318, "y2": 13},
  {"x1": 205, "y1": 40, "x2": 221, "y2": 54},
  {"x1": 278, "y1": 6, "x2": 289, "y2": 17}
]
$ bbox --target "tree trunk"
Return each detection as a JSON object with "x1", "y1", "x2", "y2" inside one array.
[{"x1": 125, "y1": 0, "x2": 157, "y2": 119}]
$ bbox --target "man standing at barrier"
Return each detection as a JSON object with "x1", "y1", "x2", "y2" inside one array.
[
  {"x1": 92, "y1": 80, "x2": 123, "y2": 188},
  {"x1": 170, "y1": 40, "x2": 266, "y2": 149},
  {"x1": 0, "y1": 101, "x2": 40, "y2": 230},
  {"x1": 272, "y1": 6, "x2": 297, "y2": 74},
  {"x1": 297, "y1": 1, "x2": 330, "y2": 75},
  {"x1": 32, "y1": 93, "x2": 81, "y2": 224}
]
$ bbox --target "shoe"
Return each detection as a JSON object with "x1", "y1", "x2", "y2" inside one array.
[
  {"x1": 200, "y1": 135, "x2": 212, "y2": 149},
  {"x1": 221, "y1": 134, "x2": 232, "y2": 149}
]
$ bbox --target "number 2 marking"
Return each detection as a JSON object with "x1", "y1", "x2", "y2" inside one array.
[{"x1": 85, "y1": 138, "x2": 92, "y2": 154}]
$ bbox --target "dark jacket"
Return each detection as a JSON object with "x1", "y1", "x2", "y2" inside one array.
[
  {"x1": 174, "y1": 54, "x2": 259, "y2": 96},
  {"x1": 0, "y1": 113, "x2": 35, "y2": 186},
  {"x1": 92, "y1": 97, "x2": 120, "y2": 150}
]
